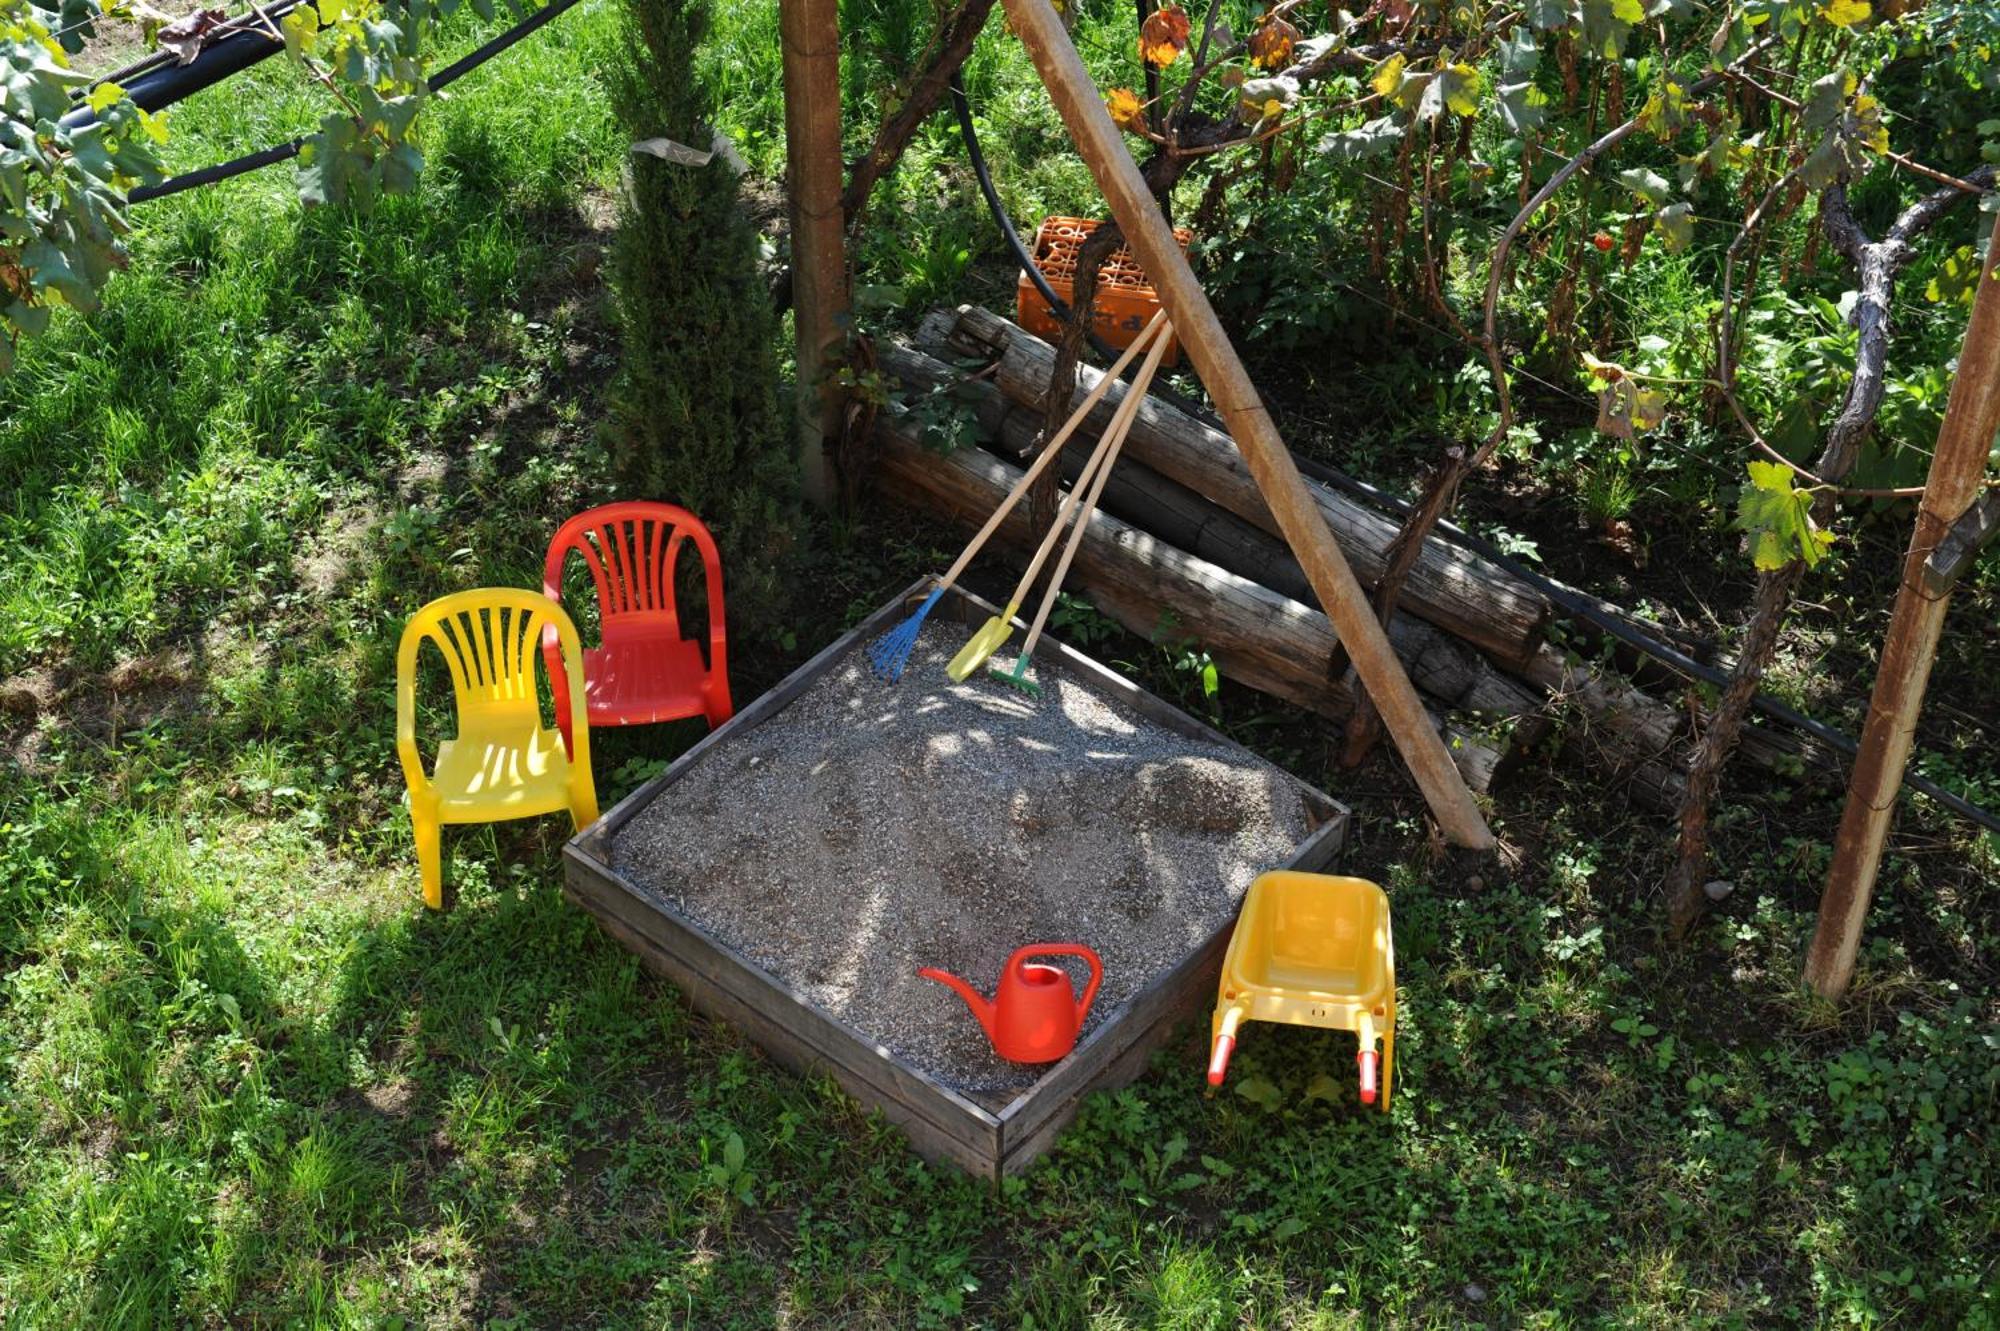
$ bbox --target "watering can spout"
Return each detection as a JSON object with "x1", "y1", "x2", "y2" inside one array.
[{"x1": 917, "y1": 967, "x2": 997, "y2": 1037}]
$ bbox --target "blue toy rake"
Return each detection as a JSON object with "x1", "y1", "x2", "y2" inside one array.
[{"x1": 866, "y1": 310, "x2": 1169, "y2": 683}]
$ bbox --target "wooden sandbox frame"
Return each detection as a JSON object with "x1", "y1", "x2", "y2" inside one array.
[{"x1": 563, "y1": 580, "x2": 1349, "y2": 1179}]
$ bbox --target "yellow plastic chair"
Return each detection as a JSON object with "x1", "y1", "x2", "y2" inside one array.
[
  {"x1": 396, "y1": 588, "x2": 599, "y2": 909},
  {"x1": 1207, "y1": 872, "x2": 1396, "y2": 1110}
]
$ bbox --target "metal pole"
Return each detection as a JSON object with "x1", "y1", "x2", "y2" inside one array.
[{"x1": 1804, "y1": 213, "x2": 2000, "y2": 998}]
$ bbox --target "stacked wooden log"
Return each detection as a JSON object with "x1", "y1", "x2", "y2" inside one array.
[{"x1": 867, "y1": 305, "x2": 1833, "y2": 809}]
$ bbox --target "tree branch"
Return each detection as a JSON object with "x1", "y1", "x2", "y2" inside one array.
[{"x1": 840, "y1": 0, "x2": 999, "y2": 231}]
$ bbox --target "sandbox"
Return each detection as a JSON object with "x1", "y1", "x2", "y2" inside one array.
[{"x1": 563, "y1": 581, "x2": 1347, "y2": 1177}]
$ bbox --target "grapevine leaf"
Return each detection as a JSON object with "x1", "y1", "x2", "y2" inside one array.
[
  {"x1": 1818, "y1": 0, "x2": 1869, "y2": 25},
  {"x1": 1848, "y1": 95, "x2": 1889, "y2": 154},
  {"x1": 1318, "y1": 114, "x2": 1405, "y2": 161},
  {"x1": 1803, "y1": 69, "x2": 1854, "y2": 135},
  {"x1": 1581, "y1": 351, "x2": 1627, "y2": 387},
  {"x1": 1498, "y1": 79, "x2": 1548, "y2": 132},
  {"x1": 1615, "y1": 166, "x2": 1671, "y2": 206},
  {"x1": 1293, "y1": 33, "x2": 1342, "y2": 66},
  {"x1": 1525, "y1": 0, "x2": 1570, "y2": 27},
  {"x1": 1248, "y1": 13, "x2": 1299, "y2": 70},
  {"x1": 1800, "y1": 132, "x2": 1847, "y2": 189},
  {"x1": 1925, "y1": 246, "x2": 1980, "y2": 304},
  {"x1": 21, "y1": 236, "x2": 92, "y2": 306},
  {"x1": 1678, "y1": 123, "x2": 1750, "y2": 188},
  {"x1": 1238, "y1": 75, "x2": 1298, "y2": 122},
  {"x1": 1798, "y1": 89, "x2": 1886, "y2": 191},
  {"x1": 1595, "y1": 377, "x2": 1667, "y2": 437},
  {"x1": 1138, "y1": 4, "x2": 1190, "y2": 67},
  {"x1": 1736, "y1": 461, "x2": 1832, "y2": 570},
  {"x1": 1579, "y1": 0, "x2": 1643, "y2": 56},
  {"x1": 280, "y1": 7, "x2": 318, "y2": 58},
  {"x1": 1105, "y1": 86, "x2": 1144, "y2": 131},
  {"x1": 1653, "y1": 200, "x2": 1694, "y2": 252},
  {"x1": 1636, "y1": 77, "x2": 1689, "y2": 139},
  {"x1": 1499, "y1": 27, "x2": 1538, "y2": 78},
  {"x1": 156, "y1": 7, "x2": 229, "y2": 64},
  {"x1": 1438, "y1": 60, "x2": 1482, "y2": 117},
  {"x1": 1370, "y1": 52, "x2": 1408, "y2": 99},
  {"x1": 5, "y1": 298, "x2": 51, "y2": 339}
]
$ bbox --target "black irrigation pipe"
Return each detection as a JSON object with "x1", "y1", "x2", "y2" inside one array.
[
  {"x1": 950, "y1": 69, "x2": 1122, "y2": 366},
  {"x1": 75, "y1": 0, "x2": 586, "y2": 204},
  {"x1": 949, "y1": 75, "x2": 2000, "y2": 839},
  {"x1": 59, "y1": 2, "x2": 306, "y2": 129}
]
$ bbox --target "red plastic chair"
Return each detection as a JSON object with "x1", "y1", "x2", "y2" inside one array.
[{"x1": 542, "y1": 501, "x2": 733, "y2": 754}]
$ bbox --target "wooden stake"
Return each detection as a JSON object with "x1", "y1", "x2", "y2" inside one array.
[
  {"x1": 779, "y1": 0, "x2": 845, "y2": 507},
  {"x1": 997, "y1": 0, "x2": 1495, "y2": 850},
  {"x1": 1804, "y1": 213, "x2": 2000, "y2": 999}
]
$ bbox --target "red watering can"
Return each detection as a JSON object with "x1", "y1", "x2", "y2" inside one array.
[{"x1": 919, "y1": 944, "x2": 1103, "y2": 1063}]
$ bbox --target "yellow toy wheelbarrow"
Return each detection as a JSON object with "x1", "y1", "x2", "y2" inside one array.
[{"x1": 1207, "y1": 872, "x2": 1396, "y2": 1110}]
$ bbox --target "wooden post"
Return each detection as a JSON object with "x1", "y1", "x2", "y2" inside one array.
[
  {"x1": 780, "y1": 0, "x2": 844, "y2": 506},
  {"x1": 995, "y1": 0, "x2": 1495, "y2": 850},
  {"x1": 1804, "y1": 213, "x2": 2000, "y2": 999}
]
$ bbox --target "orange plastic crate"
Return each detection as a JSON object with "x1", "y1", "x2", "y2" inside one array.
[{"x1": 1016, "y1": 216, "x2": 1190, "y2": 366}]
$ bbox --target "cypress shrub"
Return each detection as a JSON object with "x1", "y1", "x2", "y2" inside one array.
[{"x1": 607, "y1": 0, "x2": 796, "y2": 620}]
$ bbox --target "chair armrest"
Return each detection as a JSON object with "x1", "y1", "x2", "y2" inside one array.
[{"x1": 395, "y1": 629, "x2": 434, "y2": 800}]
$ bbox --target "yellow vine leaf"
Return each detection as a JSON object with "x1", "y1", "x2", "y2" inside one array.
[
  {"x1": 1371, "y1": 53, "x2": 1408, "y2": 99},
  {"x1": 1442, "y1": 61, "x2": 1482, "y2": 116},
  {"x1": 1106, "y1": 87, "x2": 1144, "y2": 131},
  {"x1": 1820, "y1": 0, "x2": 1871, "y2": 25},
  {"x1": 1249, "y1": 14, "x2": 1300, "y2": 70},
  {"x1": 1139, "y1": 5, "x2": 1191, "y2": 67}
]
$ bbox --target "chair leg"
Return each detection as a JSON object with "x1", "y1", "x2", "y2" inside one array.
[
  {"x1": 569, "y1": 780, "x2": 600, "y2": 831},
  {"x1": 413, "y1": 807, "x2": 446, "y2": 911},
  {"x1": 1380, "y1": 1025, "x2": 1395, "y2": 1112},
  {"x1": 705, "y1": 680, "x2": 734, "y2": 729}
]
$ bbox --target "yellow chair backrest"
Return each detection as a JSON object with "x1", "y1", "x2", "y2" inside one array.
[{"x1": 396, "y1": 588, "x2": 590, "y2": 792}]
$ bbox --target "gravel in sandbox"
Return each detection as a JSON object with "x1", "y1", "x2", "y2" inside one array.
[{"x1": 611, "y1": 620, "x2": 1314, "y2": 1100}]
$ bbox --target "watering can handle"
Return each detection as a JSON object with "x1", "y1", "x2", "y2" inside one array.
[{"x1": 1026, "y1": 944, "x2": 1103, "y2": 1023}]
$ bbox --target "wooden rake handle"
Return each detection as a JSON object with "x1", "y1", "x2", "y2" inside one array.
[
  {"x1": 996, "y1": 315, "x2": 1169, "y2": 610},
  {"x1": 934, "y1": 310, "x2": 1168, "y2": 594},
  {"x1": 1014, "y1": 322, "x2": 1172, "y2": 661}
]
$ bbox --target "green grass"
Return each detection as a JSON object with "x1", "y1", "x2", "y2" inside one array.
[{"x1": 3, "y1": 1, "x2": 1999, "y2": 1325}]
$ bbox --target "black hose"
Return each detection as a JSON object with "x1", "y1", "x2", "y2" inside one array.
[
  {"x1": 122, "y1": 0, "x2": 587, "y2": 206},
  {"x1": 950, "y1": 69, "x2": 1121, "y2": 364},
  {"x1": 947, "y1": 74, "x2": 2000, "y2": 837},
  {"x1": 60, "y1": 12, "x2": 296, "y2": 129}
]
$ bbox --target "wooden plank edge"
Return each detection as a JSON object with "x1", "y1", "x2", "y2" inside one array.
[{"x1": 563, "y1": 848, "x2": 1004, "y2": 1160}]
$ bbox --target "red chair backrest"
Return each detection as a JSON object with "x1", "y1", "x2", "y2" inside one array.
[{"x1": 542, "y1": 501, "x2": 725, "y2": 645}]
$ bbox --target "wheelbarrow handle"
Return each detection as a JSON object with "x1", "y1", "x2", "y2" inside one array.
[{"x1": 1208, "y1": 1004, "x2": 1246, "y2": 1086}]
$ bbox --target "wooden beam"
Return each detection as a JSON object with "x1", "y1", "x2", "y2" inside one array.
[
  {"x1": 869, "y1": 415, "x2": 1522, "y2": 792},
  {"x1": 994, "y1": 0, "x2": 1494, "y2": 850},
  {"x1": 1804, "y1": 215, "x2": 2000, "y2": 999},
  {"x1": 779, "y1": 0, "x2": 844, "y2": 506},
  {"x1": 946, "y1": 305, "x2": 1552, "y2": 663}
]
